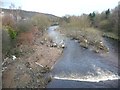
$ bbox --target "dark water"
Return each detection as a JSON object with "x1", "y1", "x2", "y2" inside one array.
[{"x1": 47, "y1": 26, "x2": 119, "y2": 88}]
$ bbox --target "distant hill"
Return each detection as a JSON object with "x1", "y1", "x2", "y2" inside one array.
[{"x1": 1, "y1": 8, "x2": 60, "y2": 22}]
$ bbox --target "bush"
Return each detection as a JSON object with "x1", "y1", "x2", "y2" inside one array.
[
  {"x1": 98, "y1": 20, "x2": 112, "y2": 32},
  {"x1": 2, "y1": 26, "x2": 18, "y2": 58},
  {"x1": 2, "y1": 28, "x2": 11, "y2": 58},
  {"x1": 7, "y1": 26, "x2": 17, "y2": 39},
  {"x1": 60, "y1": 15, "x2": 91, "y2": 30},
  {"x1": 17, "y1": 20, "x2": 33, "y2": 33},
  {"x1": 31, "y1": 14, "x2": 51, "y2": 33},
  {"x1": 2, "y1": 15, "x2": 16, "y2": 28}
]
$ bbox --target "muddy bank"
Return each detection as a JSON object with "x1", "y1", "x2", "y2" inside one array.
[{"x1": 2, "y1": 29, "x2": 63, "y2": 88}]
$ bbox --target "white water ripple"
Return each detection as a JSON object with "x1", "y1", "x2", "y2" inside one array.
[{"x1": 53, "y1": 65, "x2": 120, "y2": 82}]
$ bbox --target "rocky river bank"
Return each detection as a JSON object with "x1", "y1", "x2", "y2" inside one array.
[{"x1": 2, "y1": 26, "x2": 64, "y2": 88}]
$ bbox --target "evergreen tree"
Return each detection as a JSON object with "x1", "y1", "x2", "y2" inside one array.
[{"x1": 105, "y1": 9, "x2": 110, "y2": 18}]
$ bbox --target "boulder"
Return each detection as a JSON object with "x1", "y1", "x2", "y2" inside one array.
[
  {"x1": 52, "y1": 43, "x2": 57, "y2": 47},
  {"x1": 61, "y1": 44, "x2": 65, "y2": 48},
  {"x1": 40, "y1": 41, "x2": 44, "y2": 45}
]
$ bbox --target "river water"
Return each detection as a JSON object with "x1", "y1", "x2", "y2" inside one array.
[{"x1": 47, "y1": 26, "x2": 119, "y2": 88}]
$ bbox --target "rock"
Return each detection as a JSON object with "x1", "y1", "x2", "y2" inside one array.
[
  {"x1": 44, "y1": 38, "x2": 47, "y2": 41},
  {"x1": 60, "y1": 40, "x2": 64, "y2": 44},
  {"x1": 80, "y1": 42, "x2": 88, "y2": 49},
  {"x1": 25, "y1": 62, "x2": 31, "y2": 68},
  {"x1": 12, "y1": 55, "x2": 16, "y2": 60},
  {"x1": 2, "y1": 67, "x2": 7, "y2": 72},
  {"x1": 103, "y1": 47, "x2": 109, "y2": 52},
  {"x1": 75, "y1": 40, "x2": 78, "y2": 43},
  {"x1": 57, "y1": 46, "x2": 60, "y2": 48},
  {"x1": 100, "y1": 41, "x2": 103, "y2": 45},
  {"x1": 40, "y1": 41, "x2": 44, "y2": 45},
  {"x1": 84, "y1": 39, "x2": 88, "y2": 43},
  {"x1": 52, "y1": 43, "x2": 57, "y2": 47},
  {"x1": 50, "y1": 44, "x2": 53, "y2": 47},
  {"x1": 47, "y1": 44, "x2": 50, "y2": 47},
  {"x1": 83, "y1": 39, "x2": 88, "y2": 43},
  {"x1": 61, "y1": 44, "x2": 65, "y2": 48},
  {"x1": 94, "y1": 49, "x2": 99, "y2": 53},
  {"x1": 47, "y1": 77, "x2": 52, "y2": 83}
]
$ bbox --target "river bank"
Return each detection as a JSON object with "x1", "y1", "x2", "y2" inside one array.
[
  {"x1": 57, "y1": 27, "x2": 110, "y2": 53},
  {"x1": 2, "y1": 28, "x2": 63, "y2": 88},
  {"x1": 47, "y1": 26, "x2": 119, "y2": 88},
  {"x1": 2, "y1": 25, "x2": 119, "y2": 88}
]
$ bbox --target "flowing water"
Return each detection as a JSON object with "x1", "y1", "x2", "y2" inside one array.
[{"x1": 47, "y1": 26, "x2": 119, "y2": 88}]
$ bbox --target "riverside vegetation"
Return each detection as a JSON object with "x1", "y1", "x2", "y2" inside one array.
[
  {"x1": 2, "y1": 4, "x2": 119, "y2": 88},
  {"x1": 2, "y1": 9, "x2": 62, "y2": 88},
  {"x1": 57, "y1": 5, "x2": 119, "y2": 53}
]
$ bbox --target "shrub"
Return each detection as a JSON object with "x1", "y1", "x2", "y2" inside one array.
[
  {"x1": 2, "y1": 28, "x2": 11, "y2": 58},
  {"x1": 60, "y1": 15, "x2": 91, "y2": 30},
  {"x1": 7, "y1": 26, "x2": 17, "y2": 39},
  {"x1": 2, "y1": 14, "x2": 15, "y2": 28},
  {"x1": 2, "y1": 26, "x2": 18, "y2": 58},
  {"x1": 17, "y1": 20, "x2": 33, "y2": 33},
  {"x1": 31, "y1": 14, "x2": 51, "y2": 33},
  {"x1": 98, "y1": 20, "x2": 112, "y2": 32}
]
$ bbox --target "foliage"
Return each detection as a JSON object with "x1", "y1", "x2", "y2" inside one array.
[
  {"x1": 88, "y1": 12, "x2": 96, "y2": 25},
  {"x1": 7, "y1": 26, "x2": 17, "y2": 39},
  {"x1": 17, "y1": 20, "x2": 33, "y2": 33},
  {"x1": 105, "y1": 9, "x2": 110, "y2": 18},
  {"x1": 2, "y1": 27, "x2": 19, "y2": 58},
  {"x1": 2, "y1": 28, "x2": 11, "y2": 57},
  {"x1": 88, "y1": 6, "x2": 119, "y2": 39},
  {"x1": 2, "y1": 14, "x2": 16, "y2": 28},
  {"x1": 31, "y1": 14, "x2": 51, "y2": 32},
  {"x1": 98, "y1": 20, "x2": 112, "y2": 31},
  {"x1": 89, "y1": 12, "x2": 96, "y2": 20},
  {"x1": 59, "y1": 16, "x2": 70, "y2": 25},
  {"x1": 60, "y1": 15, "x2": 91, "y2": 30}
]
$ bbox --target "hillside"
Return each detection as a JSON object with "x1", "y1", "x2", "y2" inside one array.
[{"x1": 1, "y1": 8, "x2": 60, "y2": 22}]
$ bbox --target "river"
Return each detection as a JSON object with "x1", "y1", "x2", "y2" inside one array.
[{"x1": 47, "y1": 26, "x2": 119, "y2": 88}]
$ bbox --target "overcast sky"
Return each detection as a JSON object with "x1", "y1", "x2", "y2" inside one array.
[{"x1": 2, "y1": 0, "x2": 119, "y2": 17}]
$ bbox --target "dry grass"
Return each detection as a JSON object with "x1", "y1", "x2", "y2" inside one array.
[
  {"x1": 31, "y1": 14, "x2": 51, "y2": 31},
  {"x1": 58, "y1": 26, "x2": 109, "y2": 53},
  {"x1": 103, "y1": 32, "x2": 119, "y2": 40}
]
